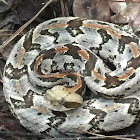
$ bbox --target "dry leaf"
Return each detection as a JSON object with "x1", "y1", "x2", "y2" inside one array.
[
  {"x1": 111, "y1": 3, "x2": 140, "y2": 23},
  {"x1": 73, "y1": 0, "x2": 110, "y2": 21},
  {"x1": 108, "y1": 0, "x2": 127, "y2": 13}
]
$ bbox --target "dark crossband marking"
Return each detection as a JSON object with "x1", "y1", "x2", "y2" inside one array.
[
  {"x1": 127, "y1": 56, "x2": 140, "y2": 69},
  {"x1": 105, "y1": 75, "x2": 120, "y2": 87}
]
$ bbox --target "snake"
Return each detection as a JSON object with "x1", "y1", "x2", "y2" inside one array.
[{"x1": 3, "y1": 17, "x2": 140, "y2": 137}]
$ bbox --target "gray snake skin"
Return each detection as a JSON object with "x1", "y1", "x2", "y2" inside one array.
[{"x1": 3, "y1": 17, "x2": 140, "y2": 137}]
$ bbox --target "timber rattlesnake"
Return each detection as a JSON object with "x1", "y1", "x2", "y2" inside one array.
[{"x1": 3, "y1": 17, "x2": 140, "y2": 137}]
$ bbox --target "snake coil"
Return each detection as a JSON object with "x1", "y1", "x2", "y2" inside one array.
[{"x1": 3, "y1": 17, "x2": 140, "y2": 137}]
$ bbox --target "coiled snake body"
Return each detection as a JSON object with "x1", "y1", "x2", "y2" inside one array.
[{"x1": 3, "y1": 17, "x2": 140, "y2": 137}]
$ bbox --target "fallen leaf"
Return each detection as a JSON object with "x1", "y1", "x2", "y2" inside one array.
[{"x1": 73, "y1": 0, "x2": 110, "y2": 21}]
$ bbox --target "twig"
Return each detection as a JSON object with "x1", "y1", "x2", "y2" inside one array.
[
  {"x1": 0, "y1": 30, "x2": 23, "y2": 36},
  {"x1": 60, "y1": 0, "x2": 65, "y2": 17},
  {"x1": 84, "y1": 131, "x2": 137, "y2": 140},
  {"x1": 0, "y1": 30, "x2": 17, "y2": 32},
  {"x1": 0, "y1": 34, "x2": 21, "y2": 36},
  {"x1": 0, "y1": 0, "x2": 56, "y2": 50},
  {"x1": 109, "y1": 0, "x2": 140, "y2": 2},
  {"x1": 0, "y1": 79, "x2": 3, "y2": 83},
  {"x1": 0, "y1": 0, "x2": 8, "y2": 6},
  {"x1": 0, "y1": 131, "x2": 49, "y2": 139}
]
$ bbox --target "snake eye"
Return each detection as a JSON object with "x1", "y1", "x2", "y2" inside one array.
[{"x1": 44, "y1": 85, "x2": 83, "y2": 111}]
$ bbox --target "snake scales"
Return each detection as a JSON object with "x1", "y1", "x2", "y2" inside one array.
[{"x1": 3, "y1": 17, "x2": 140, "y2": 137}]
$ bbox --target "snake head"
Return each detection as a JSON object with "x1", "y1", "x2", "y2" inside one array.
[{"x1": 44, "y1": 85, "x2": 83, "y2": 111}]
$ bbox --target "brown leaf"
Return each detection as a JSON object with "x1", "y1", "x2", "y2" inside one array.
[
  {"x1": 108, "y1": 0, "x2": 127, "y2": 13},
  {"x1": 73, "y1": 0, "x2": 110, "y2": 21},
  {"x1": 0, "y1": 113, "x2": 26, "y2": 131},
  {"x1": 111, "y1": 3, "x2": 140, "y2": 23},
  {"x1": 132, "y1": 8, "x2": 140, "y2": 32}
]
